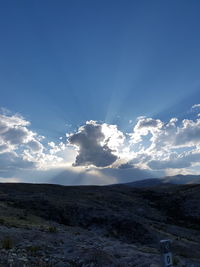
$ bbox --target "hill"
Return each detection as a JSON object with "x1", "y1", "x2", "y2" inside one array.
[
  {"x1": 124, "y1": 174, "x2": 200, "y2": 188},
  {"x1": 0, "y1": 182, "x2": 199, "y2": 266}
]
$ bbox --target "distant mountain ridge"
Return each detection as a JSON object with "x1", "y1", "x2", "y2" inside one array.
[{"x1": 124, "y1": 174, "x2": 200, "y2": 188}]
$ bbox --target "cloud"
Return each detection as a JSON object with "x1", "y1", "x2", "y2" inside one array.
[
  {"x1": 68, "y1": 121, "x2": 118, "y2": 167},
  {"x1": 0, "y1": 113, "x2": 39, "y2": 149},
  {"x1": 148, "y1": 158, "x2": 191, "y2": 170},
  {"x1": 174, "y1": 119, "x2": 200, "y2": 146},
  {"x1": 0, "y1": 151, "x2": 36, "y2": 179},
  {"x1": 118, "y1": 163, "x2": 134, "y2": 169},
  {"x1": 148, "y1": 150, "x2": 200, "y2": 171},
  {"x1": 26, "y1": 140, "x2": 44, "y2": 152},
  {"x1": 67, "y1": 115, "x2": 200, "y2": 174},
  {"x1": 0, "y1": 112, "x2": 75, "y2": 178},
  {"x1": 0, "y1": 113, "x2": 42, "y2": 176},
  {"x1": 130, "y1": 117, "x2": 163, "y2": 144},
  {"x1": 2, "y1": 127, "x2": 31, "y2": 145},
  {"x1": 3, "y1": 105, "x2": 200, "y2": 183},
  {"x1": 136, "y1": 116, "x2": 163, "y2": 129},
  {"x1": 128, "y1": 115, "x2": 200, "y2": 172},
  {"x1": 192, "y1": 104, "x2": 200, "y2": 109}
]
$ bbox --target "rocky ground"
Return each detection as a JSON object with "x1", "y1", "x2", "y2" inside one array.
[
  {"x1": 0, "y1": 183, "x2": 199, "y2": 266},
  {"x1": 0, "y1": 224, "x2": 161, "y2": 266}
]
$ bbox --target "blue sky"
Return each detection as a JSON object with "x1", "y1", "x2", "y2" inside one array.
[{"x1": 1, "y1": 1, "x2": 200, "y2": 184}]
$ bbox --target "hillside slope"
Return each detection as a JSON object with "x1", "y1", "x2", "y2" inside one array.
[
  {"x1": 125, "y1": 174, "x2": 200, "y2": 188},
  {"x1": 0, "y1": 183, "x2": 199, "y2": 266}
]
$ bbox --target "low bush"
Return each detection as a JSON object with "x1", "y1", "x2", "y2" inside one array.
[
  {"x1": 2, "y1": 236, "x2": 13, "y2": 249},
  {"x1": 48, "y1": 226, "x2": 57, "y2": 233}
]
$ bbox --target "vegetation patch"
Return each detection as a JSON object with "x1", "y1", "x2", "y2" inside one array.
[{"x1": 1, "y1": 236, "x2": 13, "y2": 250}]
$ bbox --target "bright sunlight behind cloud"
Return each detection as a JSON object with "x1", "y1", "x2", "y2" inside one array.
[{"x1": 1, "y1": 105, "x2": 200, "y2": 183}]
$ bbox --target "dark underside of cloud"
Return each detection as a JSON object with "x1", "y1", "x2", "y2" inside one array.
[{"x1": 68, "y1": 122, "x2": 118, "y2": 167}]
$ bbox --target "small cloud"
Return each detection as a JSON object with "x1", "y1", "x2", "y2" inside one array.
[
  {"x1": 192, "y1": 104, "x2": 200, "y2": 109},
  {"x1": 0, "y1": 107, "x2": 12, "y2": 115},
  {"x1": 26, "y1": 140, "x2": 43, "y2": 152}
]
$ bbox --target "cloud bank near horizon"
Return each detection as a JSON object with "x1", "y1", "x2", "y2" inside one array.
[{"x1": 1, "y1": 105, "x2": 200, "y2": 184}]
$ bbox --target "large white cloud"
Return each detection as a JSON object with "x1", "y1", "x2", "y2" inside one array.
[
  {"x1": 0, "y1": 113, "x2": 41, "y2": 150},
  {"x1": 174, "y1": 119, "x2": 200, "y2": 146},
  {"x1": 0, "y1": 112, "x2": 75, "y2": 178},
  {"x1": 128, "y1": 110, "x2": 200, "y2": 172}
]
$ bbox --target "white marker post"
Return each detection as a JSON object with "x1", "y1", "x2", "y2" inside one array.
[{"x1": 160, "y1": 240, "x2": 173, "y2": 267}]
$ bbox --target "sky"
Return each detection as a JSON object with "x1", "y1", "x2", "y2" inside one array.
[{"x1": 1, "y1": 0, "x2": 200, "y2": 185}]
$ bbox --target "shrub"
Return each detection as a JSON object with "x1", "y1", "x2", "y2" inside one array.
[
  {"x1": 2, "y1": 236, "x2": 13, "y2": 249},
  {"x1": 48, "y1": 226, "x2": 57, "y2": 233},
  {"x1": 173, "y1": 256, "x2": 180, "y2": 266},
  {"x1": 0, "y1": 218, "x2": 5, "y2": 225}
]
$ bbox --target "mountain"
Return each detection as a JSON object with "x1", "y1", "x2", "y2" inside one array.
[
  {"x1": 161, "y1": 174, "x2": 200, "y2": 184},
  {"x1": 124, "y1": 174, "x2": 200, "y2": 188},
  {"x1": 0, "y1": 182, "x2": 199, "y2": 266}
]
